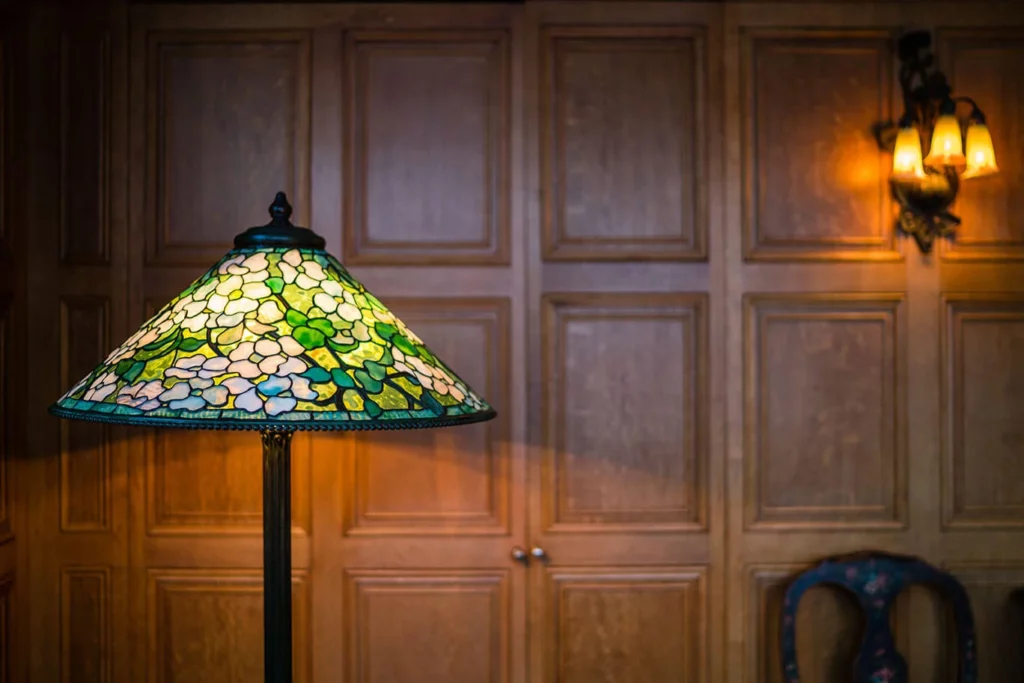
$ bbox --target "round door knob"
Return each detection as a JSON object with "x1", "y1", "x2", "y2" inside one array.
[
  {"x1": 510, "y1": 547, "x2": 529, "y2": 565},
  {"x1": 530, "y1": 546, "x2": 548, "y2": 561}
]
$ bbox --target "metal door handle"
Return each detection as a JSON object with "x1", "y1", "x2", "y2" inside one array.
[
  {"x1": 530, "y1": 546, "x2": 548, "y2": 562},
  {"x1": 511, "y1": 546, "x2": 529, "y2": 565}
]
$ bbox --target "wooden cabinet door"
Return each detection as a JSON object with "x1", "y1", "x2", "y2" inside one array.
[{"x1": 524, "y1": 4, "x2": 725, "y2": 683}]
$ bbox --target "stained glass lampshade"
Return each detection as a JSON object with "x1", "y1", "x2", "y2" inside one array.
[
  {"x1": 51, "y1": 196, "x2": 494, "y2": 430},
  {"x1": 49, "y1": 192, "x2": 496, "y2": 683}
]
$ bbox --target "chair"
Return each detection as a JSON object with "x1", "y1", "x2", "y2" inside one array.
[{"x1": 780, "y1": 551, "x2": 977, "y2": 683}]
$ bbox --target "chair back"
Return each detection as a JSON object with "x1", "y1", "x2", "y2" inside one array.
[{"x1": 780, "y1": 552, "x2": 977, "y2": 683}]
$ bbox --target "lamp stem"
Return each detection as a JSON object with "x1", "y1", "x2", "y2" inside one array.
[{"x1": 262, "y1": 429, "x2": 294, "y2": 683}]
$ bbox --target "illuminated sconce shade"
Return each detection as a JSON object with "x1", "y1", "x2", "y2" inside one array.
[
  {"x1": 874, "y1": 30, "x2": 999, "y2": 254},
  {"x1": 924, "y1": 114, "x2": 966, "y2": 168},
  {"x1": 891, "y1": 125, "x2": 925, "y2": 180},
  {"x1": 962, "y1": 122, "x2": 998, "y2": 179}
]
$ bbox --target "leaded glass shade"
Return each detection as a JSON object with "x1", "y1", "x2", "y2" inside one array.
[{"x1": 51, "y1": 194, "x2": 495, "y2": 431}]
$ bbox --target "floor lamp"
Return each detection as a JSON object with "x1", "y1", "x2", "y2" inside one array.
[{"x1": 50, "y1": 192, "x2": 496, "y2": 683}]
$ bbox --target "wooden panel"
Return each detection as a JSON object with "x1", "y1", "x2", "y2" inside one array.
[
  {"x1": 61, "y1": 567, "x2": 111, "y2": 683},
  {"x1": 0, "y1": 575, "x2": 9, "y2": 683},
  {"x1": 744, "y1": 294, "x2": 905, "y2": 529},
  {"x1": 747, "y1": 566, "x2": 867, "y2": 683},
  {"x1": 544, "y1": 567, "x2": 705, "y2": 683},
  {"x1": 946, "y1": 565, "x2": 1024, "y2": 682},
  {"x1": 146, "y1": 430, "x2": 309, "y2": 535},
  {"x1": 59, "y1": 297, "x2": 111, "y2": 533},
  {"x1": 148, "y1": 570, "x2": 309, "y2": 683},
  {"x1": 0, "y1": 299, "x2": 9, "y2": 542},
  {"x1": 0, "y1": 32, "x2": 6, "y2": 253},
  {"x1": 344, "y1": 30, "x2": 509, "y2": 265},
  {"x1": 943, "y1": 295, "x2": 1024, "y2": 528},
  {"x1": 940, "y1": 30, "x2": 1024, "y2": 261},
  {"x1": 542, "y1": 293, "x2": 708, "y2": 532},
  {"x1": 742, "y1": 29, "x2": 897, "y2": 261},
  {"x1": 346, "y1": 570, "x2": 509, "y2": 683},
  {"x1": 347, "y1": 299, "x2": 510, "y2": 536},
  {"x1": 146, "y1": 31, "x2": 310, "y2": 266},
  {"x1": 540, "y1": 26, "x2": 706, "y2": 262},
  {"x1": 60, "y1": 28, "x2": 110, "y2": 266}
]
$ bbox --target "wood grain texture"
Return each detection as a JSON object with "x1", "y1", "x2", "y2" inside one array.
[
  {"x1": 146, "y1": 429, "x2": 310, "y2": 536},
  {"x1": 148, "y1": 570, "x2": 309, "y2": 683},
  {"x1": 741, "y1": 29, "x2": 897, "y2": 261},
  {"x1": 542, "y1": 293, "x2": 708, "y2": 532},
  {"x1": 61, "y1": 567, "x2": 111, "y2": 683},
  {"x1": 0, "y1": 574, "x2": 9, "y2": 683},
  {"x1": 943, "y1": 294, "x2": 1024, "y2": 528},
  {"x1": 744, "y1": 294, "x2": 905, "y2": 529},
  {"x1": 145, "y1": 30, "x2": 310, "y2": 266},
  {"x1": 0, "y1": 299, "x2": 8, "y2": 543},
  {"x1": 59, "y1": 28, "x2": 110, "y2": 266},
  {"x1": 540, "y1": 26, "x2": 706, "y2": 262},
  {"x1": 343, "y1": 30, "x2": 510, "y2": 265},
  {"x1": 543, "y1": 566, "x2": 705, "y2": 683},
  {"x1": 939, "y1": 29, "x2": 1024, "y2": 261},
  {"x1": 345, "y1": 570, "x2": 510, "y2": 683},
  {"x1": 945, "y1": 565, "x2": 1024, "y2": 682},
  {"x1": 59, "y1": 297, "x2": 111, "y2": 533},
  {"x1": 345, "y1": 298, "x2": 511, "y2": 536}
]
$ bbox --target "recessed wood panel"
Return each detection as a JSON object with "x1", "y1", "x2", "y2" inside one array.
[
  {"x1": 0, "y1": 299, "x2": 9, "y2": 542},
  {"x1": 0, "y1": 575, "x2": 9, "y2": 683},
  {"x1": 59, "y1": 297, "x2": 111, "y2": 532},
  {"x1": 60, "y1": 29, "x2": 110, "y2": 265},
  {"x1": 940, "y1": 30, "x2": 1024, "y2": 261},
  {"x1": 0, "y1": 34, "x2": 6, "y2": 252},
  {"x1": 545, "y1": 567, "x2": 705, "y2": 683},
  {"x1": 347, "y1": 299, "x2": 510, "y2": 536},
  {"x1": 346, "y1": 570, "x2": 509, "y2": 683},
  {"x1": 146, "y1": 31, "x2": 310, "y2": 266},
  {"x1": 542, "y1": 294, "x2": 708, "y2": 532},
  {"x1": 943, "y1": 295, "x2": 1024, "y2": 528},
  {"x1": 344, "y1": 31, "x2": 509, "y2": 265},
  {"x1": 541, "y1": 26, "x2": 706, "y2": 261},
  {"x1": 147, "y1": 430, "x2": 309, "y2": 535},
  {"x1": 742, "y1": 30, "x2": 897, "y2": 261},
  {"x1": 61, "y1": 567, "x2": 110, "y2": 683},
  {"x1": 747, "y1": 566, "x2": 868, "y2": 683},
  {"x1": 744, "y1": 295, "x2": 905, "y2": 529},
  {"x1": 148, "y1": 570, "x2": 309, "y2": 683},
  {"x1": 945, "y1": 566, "x2": 1024, "y2": 681}
]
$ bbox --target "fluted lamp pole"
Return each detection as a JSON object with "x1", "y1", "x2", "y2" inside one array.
[{"x1": 50, "y1": 192, "x2": 497, "y2": 683}]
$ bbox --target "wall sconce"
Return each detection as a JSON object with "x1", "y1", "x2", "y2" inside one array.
[{"x1": 874, "y1": 30, "x2": 998, "y2": 253}]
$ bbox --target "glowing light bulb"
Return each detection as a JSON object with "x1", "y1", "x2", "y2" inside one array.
[
  {"x1": 962, "y1": 122, "x2": 998, "y2": 179},
  {"x1": 891, "y1": 125, "x2": 925, "y2": 180},
  {"x1": 924, "y1": 114, "x2": 966, "y2": 168}
]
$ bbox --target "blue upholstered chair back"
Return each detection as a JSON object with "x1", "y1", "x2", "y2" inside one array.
[{"x1": 780, "y1": 552, "x2": 977, "y2": 683}]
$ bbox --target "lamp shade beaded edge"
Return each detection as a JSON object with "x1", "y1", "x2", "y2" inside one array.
[{"x1": 51, "y1": 239, "x2": 495, "y2": 431}]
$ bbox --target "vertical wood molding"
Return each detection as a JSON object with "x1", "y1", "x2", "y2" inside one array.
[
  {"x1": 59, "y1": 28, "x2": 111, "y2": 266},
  {"x1": 60, "y1": 567, "x2": 112, "y2": 683}
]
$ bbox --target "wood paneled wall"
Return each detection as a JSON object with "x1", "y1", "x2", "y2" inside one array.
[{"x1": 11, "y1": 1, "x2": 1024, "y2": 682}]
